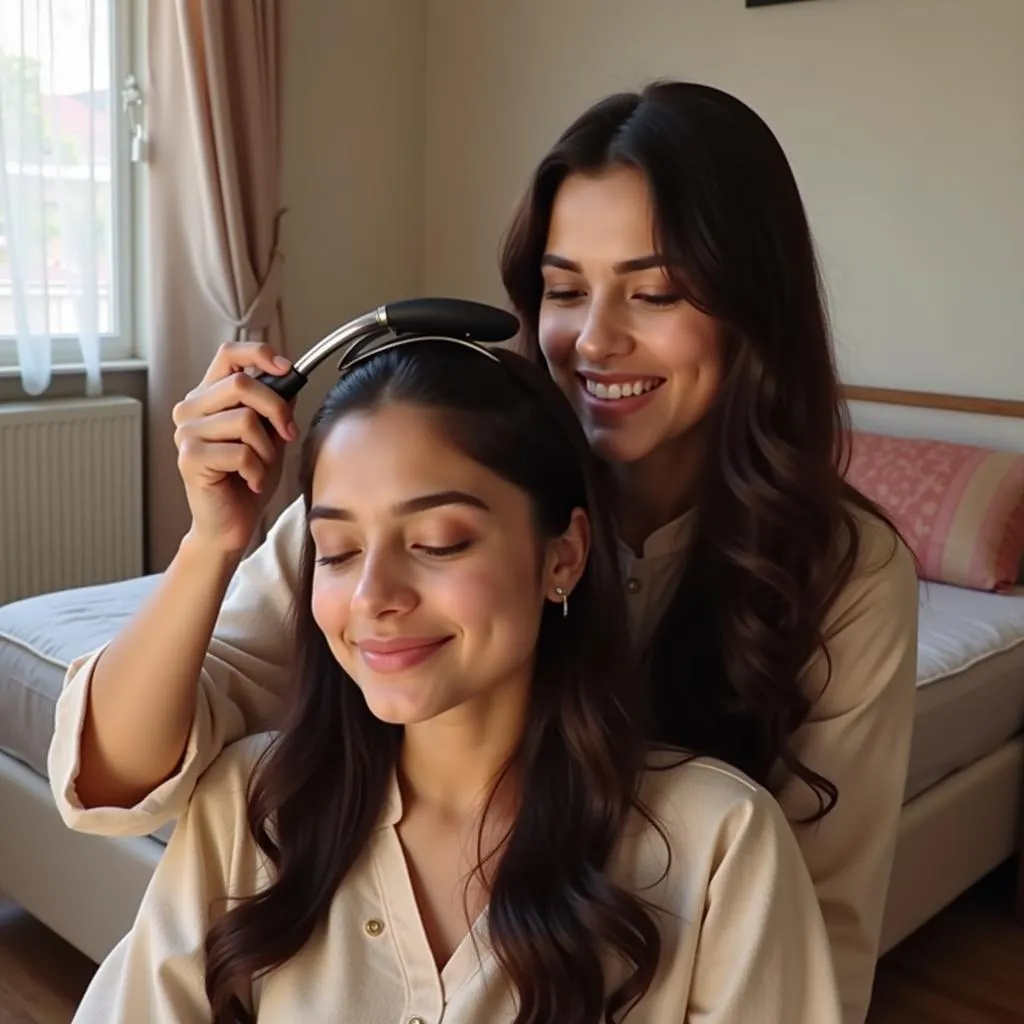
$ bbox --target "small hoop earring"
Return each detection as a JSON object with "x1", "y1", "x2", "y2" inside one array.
[{"x1": 554, "y1": 585, "x2": 569, "y2": 618}]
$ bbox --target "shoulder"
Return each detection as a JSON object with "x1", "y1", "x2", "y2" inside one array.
[
  {"x1": 260, "y1": 496, "x2": 307, "y2": 584},
  {"x1": 227, "y1": 496, "x2": 306, "y2": 602},
  {"x1": 816, "y1": 503, "x2": 920, "y2": 649},
  {"x1": 628, "y1": 751, "x2": 808, "y2": 917},
  {"x1": 838, "y1": 503, "x2": 918, "y2": 606},
  {"x1": 266, "y1": 495, "x2": 306, "y2": 552},
  {"x1": 638, "y1": 747, "x2": 787, "y2": 850},
  {"x1": 808, "y1": 504, "x2": 919, "y2": 710}
]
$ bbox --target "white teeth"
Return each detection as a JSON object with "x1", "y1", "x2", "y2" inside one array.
[{"x1": 584, "y1": 378, "x2": 660, "y2": 401}]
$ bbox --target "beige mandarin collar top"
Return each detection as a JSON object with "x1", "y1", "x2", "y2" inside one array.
[
  {"x1": 617, "y1": 508, "x2": 696, "y2": 648},
  {"x1": 51, "y1": 495, "x2": 919, "y2": 1024},
  {"x1": 68, "y1": 733, "x2": 843, "y2": 1023}
]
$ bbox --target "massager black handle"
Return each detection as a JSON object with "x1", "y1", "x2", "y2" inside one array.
[
  {"x1": 247, "y1": 363, "x2": 306, "y2": 442},
  {"x1": 253, "y1": 364, "x2": 308, "y2": 403},
  {"x1": 382, "y1": 297, "x2": 520, "y2": 342}
]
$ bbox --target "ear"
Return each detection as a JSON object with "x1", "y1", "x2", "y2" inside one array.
[{"x1": 541, "y1": 507, "x2": 590, "y2": 602}]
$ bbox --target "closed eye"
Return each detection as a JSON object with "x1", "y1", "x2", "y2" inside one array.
[
  {"x1": 416, "y1": 540, "x2": 473, "y2": 558},
  {"x1": 315, "y1": 540, "x2": 474, "y2": 567},
  {"x1": 543, "y1": 288, "x2": 585, "y2": 302},
  {"x1": 316, "y1": 552, "x2": 357, "y2": 568},
  {"x1": 636, "y1": 292, "x2": 683, "y2": 307}
]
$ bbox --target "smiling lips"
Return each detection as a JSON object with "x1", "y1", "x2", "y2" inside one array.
[
  {"x1": 355, "y1": 636, "x2": 452, "y2": 673},
  {"x1": 576, "y1": 372, "x2": 664, "y2": 413}
]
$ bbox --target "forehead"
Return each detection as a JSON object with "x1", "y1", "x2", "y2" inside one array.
[
  {"x1": 310, "y1": 404, "x2": 503, "y2": 512},
  {"x1": 545, "y1": 166, "x2": 656, "y2": 260}
]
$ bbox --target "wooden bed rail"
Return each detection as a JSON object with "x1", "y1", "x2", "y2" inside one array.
[{"x1": 842, "y1": 385, "x2": 1024, "y2": 420}]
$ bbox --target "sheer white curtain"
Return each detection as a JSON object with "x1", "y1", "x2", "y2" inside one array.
[{"x1": 0, "y1": 0, "x2": 110, "y2": 396}]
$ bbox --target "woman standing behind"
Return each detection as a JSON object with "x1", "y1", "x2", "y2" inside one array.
[
  {"x1": 498, "y1": 81, "x2": 919, "y2": 1020},
  {"x1": 50, "y1": 82, "x2": 917, "y2": 1024}
]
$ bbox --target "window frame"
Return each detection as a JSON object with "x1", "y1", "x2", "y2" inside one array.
[{"x1": 0, "y1": 0, "x2": 139, "y2": 369}]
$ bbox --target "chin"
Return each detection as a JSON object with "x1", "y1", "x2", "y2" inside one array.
[
  {"x1": 585, "y1": 426, "x2": 661, "y2": 466},
  {"x1": 367, "y1": 708, "x2": 421, "y2": 727},
  {"x1": 358, "y1": 684, "x2": 454, "y2": 727},
  {"x1": 361, "y1": 694, "x2": 432, "y2": 726}
]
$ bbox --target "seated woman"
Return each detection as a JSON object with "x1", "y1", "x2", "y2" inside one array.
[{"x1": 71, "y1": 340, "x2": 842, "y2": 1023}]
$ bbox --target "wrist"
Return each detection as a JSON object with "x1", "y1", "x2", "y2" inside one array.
[{"x1": 176, "y1": 528, "x2": 246, "y2": 581}]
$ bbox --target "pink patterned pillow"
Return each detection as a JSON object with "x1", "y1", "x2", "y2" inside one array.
[{"x1": 845, "y1": 432, "x2": 1024, "y2": 591}]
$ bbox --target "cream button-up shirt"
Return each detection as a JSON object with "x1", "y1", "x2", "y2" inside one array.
[
  {"x1": 50, "y1": 496, "x2": 918, "y2": 1024},
  {"x1": 616, "y1": 511, "x2": 696, "y2": 650},
  {"x1": 68, "y1": 734, "x2": 843, "y2": 1023}
]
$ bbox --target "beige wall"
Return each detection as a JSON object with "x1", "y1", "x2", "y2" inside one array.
[
  {"x1": 7, "y1": 1, "x2": 1019, "y2": 421},
  {"x1": 423, "y1": 0, "x2": 1024, "y2": 400},
  {"x1": 281, "y1": 0, "x2": 426, "y2": 435}
]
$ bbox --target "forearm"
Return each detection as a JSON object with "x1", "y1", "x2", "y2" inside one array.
[{"x1": 74, "y1": 532, "x2": 242, "y2": 809}]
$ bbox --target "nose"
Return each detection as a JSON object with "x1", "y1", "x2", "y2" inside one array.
[
  {"x1": 351, "y1": 549, "x2": 418, "y2": 620},
  {"x1": 574, "y1": 298, "x2": 633, "y2": 363}
]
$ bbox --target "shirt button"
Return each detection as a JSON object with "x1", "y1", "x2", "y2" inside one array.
[
  {"x1": 408, "y1": 1018, "x2": 426, "y2": 1024},
  {"x1": 364, "y1": 918, "x2": 385, "y2": 937},
  {"x1": 626, "y1": 577, "x2": 643, "y2": 594}
]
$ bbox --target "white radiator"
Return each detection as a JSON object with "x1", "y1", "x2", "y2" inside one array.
[{"x1": 0, "y1": 396, "x2": 144, "y2": 605}]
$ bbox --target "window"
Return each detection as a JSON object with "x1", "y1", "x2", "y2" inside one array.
[{"x1": 0, "y1": 0, "x2": 136, "y2": 372}]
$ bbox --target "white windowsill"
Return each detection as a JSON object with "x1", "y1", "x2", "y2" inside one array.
[{"x1": 0, "y1": 358, "x2": 148, "y2": 380}]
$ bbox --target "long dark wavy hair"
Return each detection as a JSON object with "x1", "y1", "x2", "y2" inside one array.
[
  {"x1": 203, "y1": 342, "x2": 665, "y2": 1023},
  {"x1": 499, "y1": 80, "x2": 899, "y2": 818}
]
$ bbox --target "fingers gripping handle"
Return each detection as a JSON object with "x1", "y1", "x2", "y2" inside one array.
[
  {"x1": 250, "y1": 365, "x2": 307, "y2": 440},
  {"x1": 252, "y1": 364, "x2": 307, "y2": 402}
]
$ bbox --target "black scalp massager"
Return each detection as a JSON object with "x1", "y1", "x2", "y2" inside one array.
[{"x1": 253, "y1": 297, "x2": 521, "y2": 404}]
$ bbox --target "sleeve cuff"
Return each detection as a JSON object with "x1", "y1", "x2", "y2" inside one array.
[{"x1": 47, "y1": 646, "x2": 212, "y2": 838}]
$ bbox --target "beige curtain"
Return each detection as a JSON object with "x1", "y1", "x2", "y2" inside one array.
[{"x1": 145, "y1": 0, "x2": 287, "y2": 571}]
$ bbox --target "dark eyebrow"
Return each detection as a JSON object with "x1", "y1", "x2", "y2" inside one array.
[
  {"x1": 308, "y1": 490, "x2": 490, "y2": 523},
  {"x1": 541, "y1": 253, "x2": 667, "y2": 275}
]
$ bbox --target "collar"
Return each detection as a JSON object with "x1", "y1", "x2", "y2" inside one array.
[
  {"x1": 377, "y1": 768, "x2": 404, "y2": 829},
  {"x1": 616, "y1": 508, "x2": 697, "y2": 561}
]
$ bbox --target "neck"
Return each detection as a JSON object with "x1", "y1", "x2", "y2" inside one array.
[
  {"x1": 398, "y1": 671, "x2": 530, "y2": 822},
  {"x1": 612, "y1": 433, "x2": 705, "y2": 554}
]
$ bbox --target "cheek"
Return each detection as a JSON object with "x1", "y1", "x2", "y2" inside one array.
[
  {"x1": 645, "y1": 312, "x2": 723, "y2": 376},
  {"x1": 538, "y1": 305, "x2": 581, "y2": 372},
  {"x1": 441, "y1": 559, "x2": 543, "y2": 637},
  {"x1": 310, "y1": 572, "x2": 352, "y2": 639}
]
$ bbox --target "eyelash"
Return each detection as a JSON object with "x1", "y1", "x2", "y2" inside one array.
[
  {"x1": 315, "y1": 539, "x2": 472, "y2": 568},
  {"x1": 420, "y1": 540, "x2": 472, "y2": 557},
  {"x1": 543, "y1": 289, "x2": 682, "y2": 307},
  {"x1": 543, "y1": 288, "x2": 582, "y2": 302}
]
